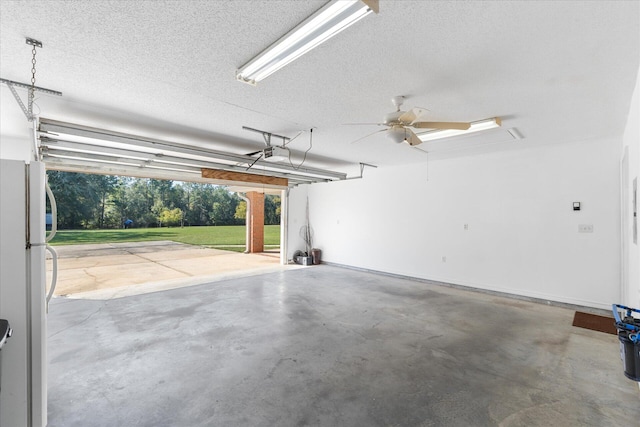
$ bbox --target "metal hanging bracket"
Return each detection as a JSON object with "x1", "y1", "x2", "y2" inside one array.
[
  {"x1": 0, "y1": 37, "x2": 62, "y2": 122},
  {"x1": 0, "y1": 78, "x2": 62, "y2": 97},
  {"x1": 26, "y1": 38, "x2": 43, "y2": 48},
  {"x1": 242, "y1": 126, "x2": 291, "y2": 147},
  {"x1": 346, "y1": 162, "x2": 377, "y2": 180}
]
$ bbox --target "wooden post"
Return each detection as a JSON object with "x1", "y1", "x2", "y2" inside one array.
[{"x1": 246, "y1": 191, "x2": 264, "y2": 253}]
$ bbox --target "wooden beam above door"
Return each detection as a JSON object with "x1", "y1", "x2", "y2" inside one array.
[{"x1": 201, "y1": 168, "x2": 288, "y2": 187}]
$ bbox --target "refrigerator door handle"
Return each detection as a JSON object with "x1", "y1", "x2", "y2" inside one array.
[
  {"x1": 44, "y1": 175, "x2": 58, "y2": 312},
  {"x1": 45, "y1": 245, "x2": 57, "y2": 311},
  {"x1": 45, "y1": 177, "x2": 57, "y2": 243}
]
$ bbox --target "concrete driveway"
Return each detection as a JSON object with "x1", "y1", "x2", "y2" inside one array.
[{"x1": 46, "y1": 241, "x2": 300, "y2": 299}]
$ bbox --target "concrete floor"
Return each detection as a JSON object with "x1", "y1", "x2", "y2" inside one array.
[
  {"x1": 48, "y1": 241, "x2": 287, "y2": 299},
  {"x1": 47, "y1": 266, "x2": 639, "y2": 427}
]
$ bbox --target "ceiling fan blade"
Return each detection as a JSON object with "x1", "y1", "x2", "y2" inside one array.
[
  {"x1": 405, "y1": 129, "x2": 423, "y2": 146},
  {"x1": 245, "y1": 150, "x2": 263, "y2": 156},
  {"x1": 350, "y1": 128, "x2": 387, "y2": 144},
  {"x1": 412, "y1": 121, "x2": 471, "y2": 130},
  {"x1": 342, "y1": 122, "x2": 385, "y2": 126},
  {"x1": 398, "y1": 108, "x2": 428, "y2": 125}
]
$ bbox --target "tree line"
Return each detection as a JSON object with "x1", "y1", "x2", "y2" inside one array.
[{"x1": 46, "y1": 171, "x2": 281, "y2": 229}]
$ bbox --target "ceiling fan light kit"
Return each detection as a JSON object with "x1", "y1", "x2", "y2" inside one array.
[
  {"x1": 388, "y1": 126, "x2": 407, "y2": 143},
  {"x1": 236, "y1": 0, "x2": 378, "y2": 85},
  {"x1": 417, "y1": 117, "x2": 502, "y2": 143}
]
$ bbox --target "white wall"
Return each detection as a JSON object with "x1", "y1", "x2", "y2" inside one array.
[
  {"x1": 0, "y1": 86, "x2": 34, "y2": 161},
  {"x1": 292, "y1": 137, "x2": 622, "y2": 310},
  {"x1": 0, "y1": 135, "x2": 32, "y2": 161},
  {"x1": 286, "y1": 185, "x2": 309, "y2": 261},
  {"x1": 622, "y1": 65, "x2": 640, "y2": 309}
]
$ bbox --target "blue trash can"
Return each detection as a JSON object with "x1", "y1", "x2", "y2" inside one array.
[{"x1": 612, "y1": 305, "x2": 640, "y2": 381}]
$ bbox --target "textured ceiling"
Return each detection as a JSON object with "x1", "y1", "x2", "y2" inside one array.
[{"x1": 1, "y1": 0, "x2": 638, "y2": 175}]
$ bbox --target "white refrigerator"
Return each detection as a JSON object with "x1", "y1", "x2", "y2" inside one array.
[{"x1": 0, "y1": 159, "x2": 48, "y2": 427}]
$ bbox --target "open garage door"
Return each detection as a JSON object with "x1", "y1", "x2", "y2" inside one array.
[
  {"x1": 38, "y1": 118, "x2": 347, "y2": 268},
  {"x1": 35, "y1": 117, "x2": 346, "y2": 300},
  {"x1": 38, "y1": 118, "x2": 346, "y2": 187}
]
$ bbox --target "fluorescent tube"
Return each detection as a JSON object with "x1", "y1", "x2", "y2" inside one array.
[
  {"x1": 237, "y1": 0, "x2": 378, "y2": 85},
  {"x1": 418, "y1": 117, "x2": 502, "y2": 143}
]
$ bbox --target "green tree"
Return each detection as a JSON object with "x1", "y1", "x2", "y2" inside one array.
[
  {"x1": 47, "y1": 171, "x2": 93, "y2": 229},
  {"x1": 264, "y1": 194, "x2": 281, "y2": 225},
  {"x1": 46, "y1": 172, "x2": 256, "y2": 229},
  {"x1": 47, "y1": 171, "x2": 117, "y2": 229},
  {"x1": 183, "y1": 182, "x2": 216, "y2": 226},
  {"x1": 234, "y1": 200, "x2": 247, "y2": 220},
  {"x1": 210, "y1": 187, "x2": 239, "y2": 225},
  {"x1": 105, "y1": 178, "x2": 126, "y2": 228},
  {"x1": 87, "y1": 174, "x2": 119, "y2": 228},
  {"x1": 150, "y1": 179, "x2": 173, "y2": 206},
  {"x1": 152, "y1": 199, "x2": 166, "y2": 227},
  {"x1": 158, "y1": 208, "x2": 183, "y2": 227},
  {"x1": 126, "y1": 179, "x2": 156, "y2": 227}
]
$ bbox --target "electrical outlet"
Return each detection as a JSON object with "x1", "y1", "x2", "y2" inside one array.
[
  {"x1": 578, "y1": 224, "x2": 594, "y2": 233},
  {"x1": 464, "y1": 224, "x2": 469, "y2": 230},
  {"x1": 442, "y1": 256, "x2": 447, "y2": 263}
]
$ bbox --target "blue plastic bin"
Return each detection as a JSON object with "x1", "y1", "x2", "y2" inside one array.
[{"x1": 612, "y1": 304, "x2": 640, "y2": 382}]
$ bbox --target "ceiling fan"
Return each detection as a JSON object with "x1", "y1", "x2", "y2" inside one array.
[{"x1": 350, "y1": 96, "x2": 471, "y2": 146}]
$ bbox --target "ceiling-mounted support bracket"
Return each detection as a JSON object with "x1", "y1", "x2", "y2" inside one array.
[
  {"x1": 26, "y1": 38, "x2": 43, "y2": 48},
  {"x1": 346, "y1": 162, "x2": 377, "y2": 180},
  {"x1": 358, "y1": 162, "x2": 377, "y2": 177},
  {"x1": 0, "y1": 78, "x2": 62, "y2": 96},
  {"x1": 5, "y1": 81, "x2": 31, "y2": 120},
  {"x1": 242, "y1": 126, "x2": 291, "y2": 147},
  {"x1": 1, "y1": 37, "x2": 61, "y2": 121},
  {"x1": 0, "y1": 78, "x2": 62, "y2": 121}
]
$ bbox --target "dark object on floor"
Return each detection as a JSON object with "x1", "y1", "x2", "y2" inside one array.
[
  {"x1": 612, "y1": 304, "x2": 640, "y2": 382},
  {"x1": 0, "y1": 319, "x2": 12, "y2": 394},
  {"x1": 572, "y1": 311, "x2": 617, "y2": 335}
]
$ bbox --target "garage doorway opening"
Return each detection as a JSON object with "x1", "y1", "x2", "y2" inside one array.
[
  {"x1": 45, "y1": 171, "x2": 287, "y2": 299},
  {"x1": 38, "y1": 117, "x2": 350, "y2": 299}
]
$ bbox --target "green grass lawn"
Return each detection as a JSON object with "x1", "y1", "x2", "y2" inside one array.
[{"x1": 48, "y1": 225, "x2": 281, "y2": 252}]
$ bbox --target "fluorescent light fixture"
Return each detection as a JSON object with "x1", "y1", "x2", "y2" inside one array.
[
  {"x1": 236, "y1": 0, "x2": 378, "y2": 85},
  {"x1": 418, "y1": 117, "x2": 502, "y2": 143}
]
